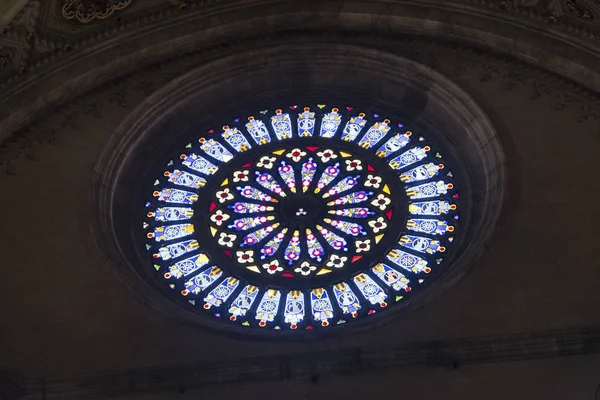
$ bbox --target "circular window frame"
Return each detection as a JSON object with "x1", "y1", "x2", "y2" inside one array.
[{"x1": 91, "y1": 43, "x2": 507, "y2": 339}]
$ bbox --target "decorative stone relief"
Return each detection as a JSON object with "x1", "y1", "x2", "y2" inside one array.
[
  {"x1": 61, "y1": 0, "x2": 134, "y2": 23},
  {"x1": 0, "y1": 34, "x2": 598, "y2": 177},
  {"x1": 489, "y1": 0, "x2": 600, "y2": 24}
]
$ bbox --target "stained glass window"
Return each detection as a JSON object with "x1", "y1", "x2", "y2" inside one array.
[{"x1": 143, "y1": 105, "x2": 459, "y2": 332}]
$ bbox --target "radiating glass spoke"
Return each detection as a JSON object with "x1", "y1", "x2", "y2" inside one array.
[
  {"x1": 372, "y1": 263, "x2": 411, "y2": 292},
  {"x1": 283, "y1": 291, "x2": 305, "y2": 328},
  {"x1": 165, "y1": 169, "x2": 206, "y2": 189},
  {"x1": 341, "y1": 113, "x2": 367, "y2": 141},
  {"x1": 306, "y1": 228, "x2": 325, "y2": 261},
  {"x1": 358, "y1": 120, "x2": 391, "y2": 148},
  {"x1": 353, "y1": 273, "x2": 387, "y2": 306},
  {"x1": 316, "y1": 225, "x2": 348, "y2": 251},
  {"x1": 400, "y1": 163, "x2": 444, "y2": 183},
  {"x1": 271, "y1": 109, "x2": 293, "y2": 140},
  {"x1": 204, "y1": 277, "x2": 240, "y2": 309},
  {"x1": 300, "y1": 158, "x2": 317, "y2": 192},
  {"x1": 408, "y1": 200, "x2": 455, "y2": 216},
  {"x1": 228, "y1": 285, "x2": 260, "y2": 320},
  {"x1": 228, "y1": 216, "x2": 275, "y2": 231},
  {"x1": 199, "y1": 138, "x2": 233, "y2": 162},
  {"x1": 310, "y1": 289, "x2": 335, "y2": 327},
  {"x1": 240, "y1": 223, "x2": 281, "y2": 246},
  {"x1": 323, "y1": 218, "x2": 366, "y2": 236},
  {"x1": 150, "y1": 224, "x2": 194, "y2": 242},
  {"x1": 222, "y1": 126, "x2": 252, "y2": 152},
  {"x1": 255, "y1": 171, "x2": 287, "y2": 197},
  {"x1": 320, "y1": 108, "x2": 342, "y2": 138},
  {"x1": 278, "y1": 161, "x2": 297, "y2": 193},
  {"x1": 261, "y1": 228, "x2": 288, "y2": 259},
  {"x1": 255, "y1": 290, "x2": 281, "y2": 326},
  {"x1": 327, "y1": 207, "x2": 374, "y2": 218},
  {"x1": 245, "y1": 117, "x2": 271, "y2": 145},
  {"x1": 314, "y1": 164, "x2": 340, "y2": 194},
  {"x1": 154, "y1": 239, "x2": 199, "y2": 260},
  {"x1": 326, "y1": 190, "x2": 372, "y2": 206},
  {"x1": 237, "y1": 186, "x2": 278, "y2": 202},
  {"x1": 322, "y1": 175, "x2": 360, "y2": 198},
  {"x1": 333, "y1": 283, "x2": 362, "y2": 316},
  {"x1": 166, "y1": 253, "x2": 210, "y2": 279},
  {"x1": 230, "y1": 202, "x2": 274, "y2": 214},
  {"x1": 386, "y1": 249, "x2": 430, "y2": 274},
  {"x1": 180, "y1": 153, "x2": 218, "y2": 175},
  {"x1": 388, "y1": 146, "x2": 429, "y2": 170},
  {"x1": 153, "y1": 188, "x2": 198, "y2": 204},
  {"x1": 183, "y1": 266, "x2": 223, "y2": 295},
  {"x1": 149, "y1": 207, "x2": 194, "y2": 221},
  {"x1": 284, "y1": 230, "x2": 302, "y2": 264},
  {"x1": 406, "y1": 181, "x2": 453, "y2": 199},
  {"x1": 375, "y1": 133, "x2": 411, "y2": 158},
  {"x1": 406, "y1": 219, "x2": 453, "y2": 235},
  {"x1": 398, "y1": 235, "x2": 445, "y2": 254}
]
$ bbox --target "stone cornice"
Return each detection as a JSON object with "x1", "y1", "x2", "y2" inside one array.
[
  {"x1": 2, "y1": 0, "x2": 600, "y2": 145},
  {"x1": 9, "y1": 327, "x2": 600, "y2": 399},
  {"x1": 0, "y1": 31, "x2": 598, "y2": 178}
]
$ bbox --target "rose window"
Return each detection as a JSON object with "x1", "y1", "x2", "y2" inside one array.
[{"x1": 144, "y1": 105, "x2": 459, "y2": 331}]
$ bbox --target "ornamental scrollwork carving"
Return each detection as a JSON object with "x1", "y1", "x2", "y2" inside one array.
[{"x1": 61, "y1": 0, "x2": 134, "y2": 24}]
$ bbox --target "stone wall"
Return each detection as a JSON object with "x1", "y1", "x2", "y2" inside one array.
[{"x1": 0, "y1": 2, "x2": 600, "y2": 399}]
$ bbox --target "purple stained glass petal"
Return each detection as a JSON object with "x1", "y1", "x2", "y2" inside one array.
[
  {"x1": 316, "y1": 225, "x2": 348, "y2": 251},
  {"x1": 300, "y1": 158, "x2": 317, "y2": 192},
  {"x1": 327, "y1": 190, "x2": 373, "y2": 206},
  {"x1": 255, "y1": 171, "x2": 286, "y2": 197},
  {"x1": 241, "y1": 223, "x2": 280, "y2": 246},
  {"x1": 314, "y1": 164, "x2": 340, "y2": 194},
  {"x1": 278, "y1": 161, "x2": 297, "y2": 193},
  {"x1": 261, "y1": 228, "x2": 288, "y2": 259}
]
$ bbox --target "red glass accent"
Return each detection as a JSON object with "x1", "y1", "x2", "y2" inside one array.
[
  {"x1": 209, "y1": 202, "x2": 216, "y2": 212},
  {"x1": 367, "y1": 164, "x2": 376, "y2": 172},
  {"x1": 305, "y1": 146, "x2": 319, "y2": 152},
  {"x1": 281, "y1": 272, "x2": 294, "y2": 278},
  {"x1": 208, "y1": 129, "x2": 214, "y2": 134},
  {"x1": 351, "y1": 255, "x2": 363, "y2": 263},
  {"x1": 242, "y1": 162, "x2": 254, "y2": 168},
  {"x1": 453, "y1": 193, "x2": 459, "y2": 199},
  {"x1": 346, "y1": 106, "x2": 354, "y2": 111},
  {"x1": 289, "y1": 105, "x2": 298, "y2": 110},
  {"x1": 224, "y1": 250, "x2": 232, "y2": 258},
  {"x1": 385, "y1": 209, "x2": 393, "y2": 220},
  {"x1": 306, "y1": 325, "x2": 313, "y2": 330}
]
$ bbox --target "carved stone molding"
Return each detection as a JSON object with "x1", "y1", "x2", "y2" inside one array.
[
  {"x1": 0, "y1": 0, "x2": 598, "y2": 96},
  {"x1": 1, "y1": 0, "x2": 600, "y2": 149},
  {"x1": 0, "y1": 33, "x2": 598, "y2": 178},
  {"x1": 13, "y1": 327, "x2": 600, "y2": 399},
  {"x1": 61, "y1": 0, "x2": 134, "y2": 24}
]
